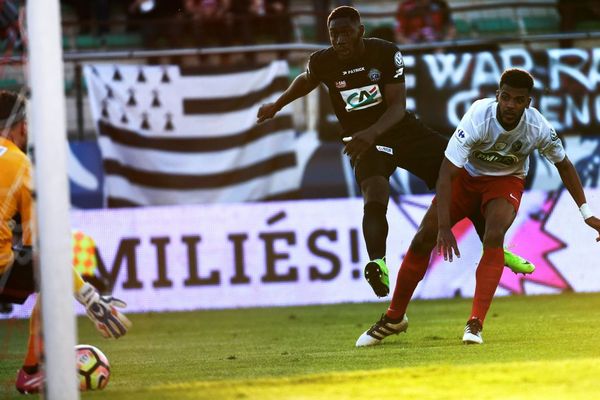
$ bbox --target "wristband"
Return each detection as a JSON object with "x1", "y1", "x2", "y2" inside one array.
[{"x1": 579, "y1": 203, "x2": 593, "y2": 220}]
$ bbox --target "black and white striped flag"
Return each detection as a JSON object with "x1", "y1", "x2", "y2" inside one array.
[{"x1": 84, "y1": 61, "x2": 301, "y2": 207}]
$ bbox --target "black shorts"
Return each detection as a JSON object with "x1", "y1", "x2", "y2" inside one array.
[
  {"x1": 0, "y1": 247, "x2": 37, "y2": 304},
  {"x1": 352, "y1": 111, "x2": 448, "y2": 189}
]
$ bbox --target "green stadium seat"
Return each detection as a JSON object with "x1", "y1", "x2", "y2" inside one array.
[
  {"x1": 453, "y1": 19, "x2": 472, "y2": 37},
  {"x1": 575, "y1": 20, "x2": 600, "y2": 32},
  {"x1": 66, "y1": 33, "x2": 144, "y2": 50},
  {"x1": 62, "y1": 35, "x2": 72, "y2": 50},
  {"x1": 74, "y1": 34, "x2": 102, "y2": 49},
  {"x1": 472, "y1": 18, "x2": 519, "y2": 36},
  {"x1": 0, "y1": 39, "x2": 9, "y2": 52},
  {"x1": 523, "y1": 15, "x2": 560, "y2": 34},
  {"x1": 363, "y1": 22, "x2": 377, "y2": 36},
  {"x1": 288, "y1": 65, "x2": 301, "y2": 81},
  {"x1": 299, "y1": 24, "x2": 316, "y2": 42},
  {"x1": 103, "y1": 33, "x2": 143, "y2": 48},
  {"x1": 0, "y1": 79, "x2": 20, "y2": 91}
]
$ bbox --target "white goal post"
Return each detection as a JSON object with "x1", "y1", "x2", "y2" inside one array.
[{"x1": 26, "y1": 0, "x2": 79, "y2": 399}]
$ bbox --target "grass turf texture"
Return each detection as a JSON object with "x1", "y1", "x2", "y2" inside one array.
[{"x1": 1, "y1": 292, "x2": 600, "y2": 399}]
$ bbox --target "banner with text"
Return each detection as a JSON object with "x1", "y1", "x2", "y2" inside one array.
[
  {"x1": 319, "y1": 48, "x2": 600, "y2": 138},
  {"x1": 5, "y1": 189, "x2": 599, "y2": 318},
  {"x1": 408, "y1": 48, "x2": 600, "y2": 135}
]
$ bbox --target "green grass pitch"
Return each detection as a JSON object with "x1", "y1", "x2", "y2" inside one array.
[{"x1": 1, "y1": 292, "x2": 600, "y2": 399}]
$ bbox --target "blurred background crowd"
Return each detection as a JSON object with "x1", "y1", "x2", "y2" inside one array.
[
  {"x1": 0, "y1": 0, "x2": 597, "y2": 57},
  {"x1": 0, "y1": 0, "x2": 598, "y2": 138}
]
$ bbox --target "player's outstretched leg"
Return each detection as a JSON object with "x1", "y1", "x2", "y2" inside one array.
[
  {"x1": 15, "y1": 367, "x2": 43, "y2": 394},
  {"x1": 504, "y1": 248, "x2": 535, "y2": 274},
  {"x1": 364, "y1": 257, "x2": 390, "y2": 297},
  {"x1": 462, "y1": 317, "x2": 483, "y2": 344},
  {"x1": 356, "y1": 314, "x2": 408, "y2": 347}
]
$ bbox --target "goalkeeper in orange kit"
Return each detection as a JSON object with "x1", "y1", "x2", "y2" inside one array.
[{"x1": 0, "y1": 91, "x2": 131, "y2": 394}]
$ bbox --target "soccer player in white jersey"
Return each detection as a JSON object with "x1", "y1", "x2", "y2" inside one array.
[{"x1": 356, "y1": 68, "x2": 600, "y2": 347}]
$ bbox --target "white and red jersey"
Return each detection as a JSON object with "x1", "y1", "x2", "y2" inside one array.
[{"x1": 445, "y1": 98, "x2": 565, "y2": 178}]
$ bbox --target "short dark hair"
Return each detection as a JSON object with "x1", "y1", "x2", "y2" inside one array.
[
  {"x1": 499, "y1": 68, "x2": 534, "y2": 93},
  {"x1": 327, "y1": 6, "x2": 361, "y2": 26}
]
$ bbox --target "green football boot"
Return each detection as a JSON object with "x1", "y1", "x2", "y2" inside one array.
[
  {"x1": 504, "y1": 249, "x2": 535, "y2": 275},
  {"x1": 364, "y1": 257, "x2": 390, "y2": 297}
]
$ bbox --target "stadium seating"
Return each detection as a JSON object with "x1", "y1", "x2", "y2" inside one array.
[
  {"x1": 299, "y1": 24, "x2": 317, "y2": 43},
  {"x1": 523, "y1": 15, "x2": 560, "y2": 34},
  {"x1": 0, "y1": 78, "x2": 20, "y2": 91},
  {"x1": 64, "y1": 33, "x2": 143, "y2": 51},
  {"x1": 289, "y1": 65, "x2": 302, "y2": 81},
  {"x1": 576, "y1": 20, "x2": 600, "y2": 32},
  {"x1": 453, "y1": 18, "x2": 473, "y2": 38},
  {"x1": 102, "y1": 33, "x2": 143, "y2": 49},
  {"x1": 471, "y1": 18, "x2": 519, "y2": 37}
]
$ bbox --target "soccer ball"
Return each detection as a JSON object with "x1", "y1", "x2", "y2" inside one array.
[{"x1": 75, "y1": 344, "x2": 110, "y2": 391}]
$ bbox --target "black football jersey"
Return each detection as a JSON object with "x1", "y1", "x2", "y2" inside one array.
[{"x1": 306, "y1": 38, "x2": 405, "y2": 136}]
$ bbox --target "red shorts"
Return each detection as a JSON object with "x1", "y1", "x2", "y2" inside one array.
[{"x1": 434, "y1": 169, "x2": 525, "y2": 224}]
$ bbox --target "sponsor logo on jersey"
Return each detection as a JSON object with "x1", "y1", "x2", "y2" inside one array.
[
  {"x1": 342, "y1": 67, "x2": 365, "y2": 76},
  {"x1": 376, "y1": 145, "x2": 393, "y2": 155},
  {"x1": 339, "y1": 84, "x2": 383, "y2": 111},
  {"x1": 456, "y1": 129, "x2": 466, "y2": 142},
  {"x1": 368, "y1": 68, "x2": 381, "y2": 82},
  {"x1": 494, "y1": 142, "x2": 507, "y2": 151},
  {"x1": 550, "y1": 129, "x2": 559, "y2": 141},
  {"x1": 511, "y1": 140, "x2": 523, "y2": 152},
  {"x1": 473, "y1": 150, "x2": 518, "y2": 165},
  {"x1": 335, "y1": 80, "x2": 347, "y2": 89},
  {"x1": 394, "y1": 51, "x2": 404, "y2": 67},
  {"x1": 393, "y1": 67, "x2": 404, "y2": 79}
]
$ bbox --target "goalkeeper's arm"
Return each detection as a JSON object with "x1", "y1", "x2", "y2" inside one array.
[{"x1": 75, "y1": 280, "x2": 132, "y2": 339}]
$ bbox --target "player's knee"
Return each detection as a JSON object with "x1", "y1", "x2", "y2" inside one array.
[
  {"x1": 361, "y1": 177, "x2": 389, "y2": 203},
  {"x1": 483, "y1": 227, "x2": 506, "y2": 247},
  {"x1": 410, "y1": 228, "x2": 436, "y2": 253}
]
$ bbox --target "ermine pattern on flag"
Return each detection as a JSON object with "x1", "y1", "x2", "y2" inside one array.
[{"x1": 84, "y1": 61, "x2": 300, "y2": 207}]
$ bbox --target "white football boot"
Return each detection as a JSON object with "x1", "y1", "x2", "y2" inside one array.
[
  {"x1": 462, "y1": 318, "x2": 483, "y2": 344},
  {"x1": 356, "y1": 314, "x2": 408, "y2": 347}
]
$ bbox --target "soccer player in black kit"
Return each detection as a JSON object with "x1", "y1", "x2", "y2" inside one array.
[{"x1": 257, "y1": 6, "x2": 534, "y2": 298}]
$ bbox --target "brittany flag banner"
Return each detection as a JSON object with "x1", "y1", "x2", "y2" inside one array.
[{"x1": 84, "y1": 61, "x2": 300, "y2": 207}]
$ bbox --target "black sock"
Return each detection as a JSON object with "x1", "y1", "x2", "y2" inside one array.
[
  {"x1": 363, "y1": 202, "x2": 388, "y2": 260},
  {"x1": 22, "y1": 365, "x2": 39, "y2": 374}
]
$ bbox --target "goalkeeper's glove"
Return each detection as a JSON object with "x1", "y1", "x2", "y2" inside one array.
[{"x1": 76, "y1": 282, "x2": 132, "y2": 339}]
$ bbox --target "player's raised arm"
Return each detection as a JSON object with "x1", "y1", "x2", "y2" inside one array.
[
  {"x1": 554, "y1": 156, "x2": 600, "y2": 241},
  {"x1": 256, "y1": 72, "x2": 319, "y2": 123}
]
